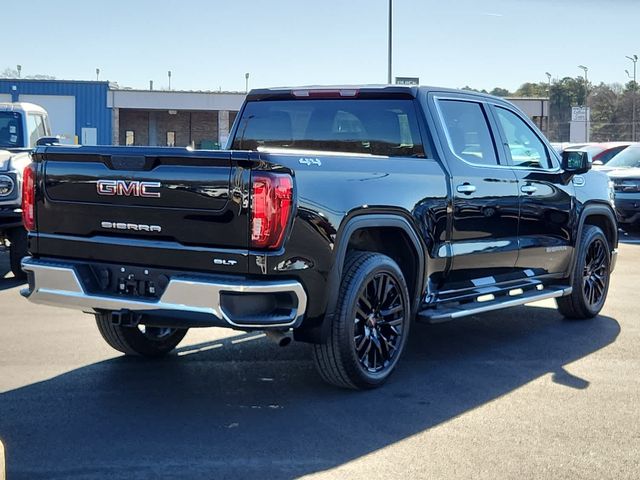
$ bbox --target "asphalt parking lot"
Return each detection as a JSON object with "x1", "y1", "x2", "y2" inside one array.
[{"x1": 0, "y1": 232, "x2": 639, "y2": 480}]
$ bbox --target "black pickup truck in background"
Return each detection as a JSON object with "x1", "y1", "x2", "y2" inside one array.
[{"x1": 20, "y1": 86, "x2": 618, "y2": 389}]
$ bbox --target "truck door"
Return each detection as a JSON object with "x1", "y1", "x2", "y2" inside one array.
[
  {"x1": 431, "y1": 95, "x2": 520, "y2": 287},
  {"x1": 489, "y1": 104, "x2": 574, "y2": 276}
]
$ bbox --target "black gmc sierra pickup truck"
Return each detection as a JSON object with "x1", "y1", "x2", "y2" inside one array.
[{"x1": 20, "y1": 85, "x2": 618, "y2": 389}]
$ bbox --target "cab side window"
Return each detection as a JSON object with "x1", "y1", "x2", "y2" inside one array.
[
  {"x1": 438, "y1": 100, "x2": 499, "y2": 166},
  {"x1": 495, "y1": 107, "x2": 551, "y2": 169},
  {"x1": 26, "y1": 114, "x2": 47, "y2": 148}
]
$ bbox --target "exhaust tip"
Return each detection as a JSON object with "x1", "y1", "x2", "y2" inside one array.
[{"x1": 265, "y1": 330, "x2": 292, "y2": 347}]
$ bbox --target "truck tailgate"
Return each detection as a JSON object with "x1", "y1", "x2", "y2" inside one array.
[{"x1": 32, "y1": 146, "x2": 250, "y2": 273}]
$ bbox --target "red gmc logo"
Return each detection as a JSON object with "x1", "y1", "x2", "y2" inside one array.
[{"x1": 96, "y1": 180, "x2": 161, "y2": 198}]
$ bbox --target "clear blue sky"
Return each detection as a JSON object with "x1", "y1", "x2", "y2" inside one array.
[{"x1": 7, "y1": 0, "x2": 640, "y2": 92}]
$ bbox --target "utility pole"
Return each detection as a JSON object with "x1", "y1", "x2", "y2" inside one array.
[
  {"x1": 626, "y1": 54, "x2": 638, "y2": 141},
  {"x1": 387, "y1": 0, "x2": 392, "y2": 84},
  {"x1": 545, "y1": 72, "x2": 552, "y2": 137},
  {"x1": 578, "y1": 65, "x2": 589, "y2": 142}
]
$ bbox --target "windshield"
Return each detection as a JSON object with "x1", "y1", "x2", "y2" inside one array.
[
  {"x1": 606, "y1": 145, "x2": 640, "y2": 168},
  {"x1": 232, "y1": 99, "x2": 426, "y2": 157},
  {"x1": 0, "y1": 111, "x2": 24, "y2": 148}
]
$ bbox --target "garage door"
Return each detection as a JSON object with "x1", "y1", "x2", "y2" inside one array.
[
  {"x1": 19, "y1": 94, "x2": 76, "y2": 144},
  {"x1": 0, "y1": 94, "x2": 12, "y2": 103}
]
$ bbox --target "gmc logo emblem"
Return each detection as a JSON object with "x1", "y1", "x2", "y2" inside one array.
[{"x1": 96, "y1": 180, "x2": 161, "y2": 198}]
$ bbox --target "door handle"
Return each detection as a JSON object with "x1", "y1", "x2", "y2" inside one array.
[
  {"x1": 456, "y1": 183, "x2": 476, "y2": 194},
  {"x1": 520, "y1": 185, "x2": 537, "y2": 194}
]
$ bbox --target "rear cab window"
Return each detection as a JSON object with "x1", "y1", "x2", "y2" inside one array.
[
  {"x1": 232, "y1": 98, "x2": 426, "y2": 158},
  {"x1": 0, "y1": 111, "x2": 24, "y2": 148}
]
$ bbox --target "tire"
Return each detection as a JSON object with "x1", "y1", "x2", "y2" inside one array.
[
  {"x1": 8, "y1": 228, "x2": 28, "y2": 280},
  {"x1": 556, "y1": 225, "x2": 611, "y2": 319},
  {"x1": 312, "y1": 251, "x2": 411, "y2": 389},
  {"x1": 95, "y1": 313, "x2": 188, "y2": 357}
]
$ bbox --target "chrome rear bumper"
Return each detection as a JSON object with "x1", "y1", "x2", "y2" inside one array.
[{"x1": 21, "y1": 257, "x2": 307, "y2": 329}]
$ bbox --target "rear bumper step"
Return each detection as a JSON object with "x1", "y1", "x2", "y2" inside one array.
[
  {"x1": 21, "y1": 257, "x2": 307, "y2": 329},
  {"x1": 417, "y1": 285, "x2": 572, "y2": 324}
]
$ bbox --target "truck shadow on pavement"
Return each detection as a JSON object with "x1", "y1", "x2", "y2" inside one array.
[
  {"x1": 0, "y1": 256, "x2": 25, "y2": 291},
  {"x1": 0, "y1": 306, "x2": 620, "y2": 480},
  {"x1": 0, "y1": 276, "x2": 24, "y2": 291}
]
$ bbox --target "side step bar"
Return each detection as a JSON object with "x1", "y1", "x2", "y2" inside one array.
[{"x1": 417, "y1": 285, "x2": 572, "y2": 324}]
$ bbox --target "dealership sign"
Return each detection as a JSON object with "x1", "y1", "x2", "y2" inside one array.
[{"x1": 395, "y1": 77, "x2": 419, "y2": 85}]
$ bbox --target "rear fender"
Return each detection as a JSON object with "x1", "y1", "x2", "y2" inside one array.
[{"x1": 299, "y1": 214, "x2": 425, "y2": 343}]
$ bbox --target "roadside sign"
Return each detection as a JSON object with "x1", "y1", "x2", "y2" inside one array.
[
  {"x1": 571, "y1": 106, "x2": 590, "y2": 122},
  {"x1": 395, "y1": 77, "x2": 419, "y2": 85}
]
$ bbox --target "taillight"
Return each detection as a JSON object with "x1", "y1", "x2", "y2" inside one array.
[
  {"x1": 22, "y1": 163, "x2": 36, "y2": 231},
  {"x1": 251, "y1": 173, "x2": 293, "y2": 249}
]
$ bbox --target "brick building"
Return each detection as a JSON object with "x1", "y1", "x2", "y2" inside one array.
[{"x1": 109, "y1": 89, "x2": 244, "y2": 148}]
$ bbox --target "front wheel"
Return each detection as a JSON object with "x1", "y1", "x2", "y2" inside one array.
[
  {"x1": 312, "y1": 252, "x2": 411, "y2": 389},
  {"x1": 95, "y1": 313, "x2": 188, "y2": 357},
  {"x1": 556, "y1": 225, "x2": 611, "y2": 319}
]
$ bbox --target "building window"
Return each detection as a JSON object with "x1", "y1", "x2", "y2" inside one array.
[
  {"x1": 125, "y1": 130, "x2": 135, "y2": 146},
  {"x1": 167, "y1": 131, "x2": 176, "y2": 147}
]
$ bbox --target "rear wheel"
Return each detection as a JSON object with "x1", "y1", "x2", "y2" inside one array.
[
  {"x1": 312, "y1": 252, "x2": 411, "y2": 389},
  {"x1": 95, "y1": 313, "x2": 188, "y2": 357},
  {"x1": 556, "y1": 225, "x2": 611, "y2": 319},
  {"x1": 8, "y1": 228, "x2": 28, "y2": 280}
]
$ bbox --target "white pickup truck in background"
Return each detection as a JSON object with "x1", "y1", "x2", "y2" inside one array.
[{"x1": 0, "y1": 102, "x2": 55, "y2": 278}]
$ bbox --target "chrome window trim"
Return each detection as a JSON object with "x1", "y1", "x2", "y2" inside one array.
[{"x1": 432, "y1": 94, "x2": 562, "y2": 173}]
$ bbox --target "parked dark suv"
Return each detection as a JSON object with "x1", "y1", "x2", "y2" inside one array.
[
  {"x1": 21, "y1": 86, "x2": 618, "y2": 389},
  {"x1": 602, "y1": 143, "x2": 640, "y2": 228}
]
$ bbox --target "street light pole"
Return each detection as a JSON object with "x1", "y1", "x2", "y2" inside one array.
[
  {"x1": 545, "y1": 72, "x2": 552, "y2": 137},
  {"x1": 578, "y1": 65, "x2": 589, "y2": 142},
  {"x1": 96, "y1": 68, "x2": 100, "y2": 81},
  {"x1": 245, "y1": 73, "x2": 250, "y2": 94},
  {"x1": 626, "y1": 54, "x2": 638, "y2": 141},
  {"x1": 387, "y1": 0, "x2": 392, "y2": 84},
  {"x1": 168, "y1": 70, "x2": 172, "y2": 90}
]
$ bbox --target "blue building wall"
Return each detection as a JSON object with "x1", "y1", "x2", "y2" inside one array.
[{"x1": 0, "y1": 79, "x2": 112, "y2": 145}]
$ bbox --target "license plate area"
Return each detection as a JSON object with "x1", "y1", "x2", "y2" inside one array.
[{"x1": 79, "y1": 263, "x2": 171, "y2": 300}]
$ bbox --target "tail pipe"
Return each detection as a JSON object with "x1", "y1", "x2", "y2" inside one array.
[{"x1": 265, "y1": 330, "x2": 292, "y2": 347}]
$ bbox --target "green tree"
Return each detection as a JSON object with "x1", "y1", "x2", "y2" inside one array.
[
  {"x1": 513, "y1": 82, "x2": 548, "y2": 97},
  {"x1": 589, "y1": 83, "x2": 622, "y2": 141},
  {"x1": 489, "y1": 87, "x2": 510, "y2": 97},
  {"x1": 548, "y1": 77, "x2": 587, "y2": 141}
]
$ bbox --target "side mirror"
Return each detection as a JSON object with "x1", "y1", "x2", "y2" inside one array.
[
  {"x1": 562, "y1": 150, "x2": 591, "y2": 175},
  {"x1": 36, "y1": 136, "x2": 59, "y2": 146}
]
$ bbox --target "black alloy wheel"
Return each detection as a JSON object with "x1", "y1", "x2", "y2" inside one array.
[
  {"x1": 312, "y1": 251, "x2": 411, "y2": 389},
  {"x1": 354, "y1": 272, "x2": 406, "y2": 374},
  {"x1": 582, "y1": 237, "x2": 608, "y2": 309},
  {"x1": 557, "y1": 225, "x2": 611, "y2": 319}
]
